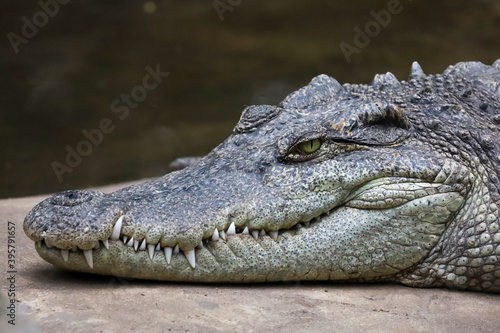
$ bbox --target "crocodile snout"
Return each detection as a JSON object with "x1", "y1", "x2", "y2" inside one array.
[{"x1": 50, "y1": 190, "x2": 95, "y2": 207}]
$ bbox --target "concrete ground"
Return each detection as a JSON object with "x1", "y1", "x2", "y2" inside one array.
[{"x1": 1, "y1": 181, "x2": 499, "y2": 333}]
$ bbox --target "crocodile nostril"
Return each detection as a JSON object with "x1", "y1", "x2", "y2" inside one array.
[{"x1": 50, "y1": 190, "x2": 94, "y2": 206}]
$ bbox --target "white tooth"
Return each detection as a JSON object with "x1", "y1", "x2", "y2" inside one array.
[
  {"x1": 259, "y1": 230, "x2": 267, "y2": 237},
  {"x1": 174, "y1": 245, "x2": 179, "y2": 254},
  {"x1": 164, "y1": 247, "x2": 173, "y2": 264},
  {"x1": 198, "y1": 241, "x2": 204, "y2": 249},
  {"x1": 220, "y1": 230, "x2": 226, "y2": 240},
  {"x1": 227, "y1": 222, "x2": 236, "y2": 235},
  {"x1": 251, "y1": 230, "x2": 259, "y2": 239},
  {"x1": 36, "y1": 241, "x2": 41, "y2": 248},
  {"x1": 126, "y1": 237, "x2": 134, "y2": 247},
  {"x1": 94, "y1": 243, "x2": 100, "y2": 250},
  {"x1": 103, "y1": 239, "x2": 109, "y2": 250},
  {"x1": 184, "y1": 249, "x2": 196, "y2": 268},
  {"x1": 148, "y1": 244, "x2": 155, "y2": 259},
  {"x1": 242, "y1": 227, "x2": 249, "y2": 234},
  {"x1": 155, "y1": 243, "x2": 161, "y2": 251},
  {"x1": 45, "y1": 239, "x2": 53, "y2": 249},
  {"x1": 123, "y1": 236, "x2": 128, "y2": 244},
  {"x1": 212, "y1": 229, "x2": 220, "y2": 241},
  {"x1": 134, "y1": 239, "x2": 139, "y2": 251},
  {"x1": 83, "y1": 250, "x2": 93, "y2": 269},
  {"x1": 269, "y1": 231, "x2": 278, "y2": 240},
  {"x1": 111, "y1": 216, "x2": 123, "y2": 240},
  {"x1": 61, "y1": 249, "x2": 69, "y2": 262},
  {"x1": 139, "y1": 239, "x2": 146, "y2": 251}
]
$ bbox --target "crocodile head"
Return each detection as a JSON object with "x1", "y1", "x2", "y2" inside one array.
[{"x1": 24, "y1": 60, "x2": 500, "y2": 292}]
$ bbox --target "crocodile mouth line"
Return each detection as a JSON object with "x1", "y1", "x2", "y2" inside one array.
[{"x1": 34, "y1": 209, "x2": 333, "y2": 270}]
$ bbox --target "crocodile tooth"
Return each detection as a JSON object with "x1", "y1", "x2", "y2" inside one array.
[
  {"x1": 126, "y1": 237, "x2": 134, "y2": 247},
  {"x1": 103, "y1": 239, "x2": 109, "y2": 250},
  {"x1": 61, "y1": 249, "x2": 69, "y2": 262},
  {"x1": 134, "y1": 239, "x2": 139, "y2": 251},
  {"x1": 155, "y1": 243, "x2": 161, "y2": 251},
  {"x1": 198, "y1": 241, "x2": 204, "y2": 249},
  {"x1": 227, "y1": 222, "x2": 236, "y2": 235},
  {"x1": 83, "y1": 250, "x2": 93, "y2": 269},
  {"x1": 45, "y1": 239, "x2": 53, "y2": 249},
  {"x1": 184, "y1": 249, "x2": 196, "y2": 268},
  {"x1": 251, "y1": 230, "x2": 259, "y2": 239},
  {"x1": 259, "y1": 230, "x2": 267, "y2": 237},
  {"x1": 139, "y1": 239, "x2": 146, "y2": 251},
  {"x1": 174, "y1": 244, "x2": 180, "y2": 254},
  {"x1": 94, "y1": 243, "x2": 100, "y2": 250},
  {"x1": 269, "y1": 231, "x2": 278, "y2": 240},
  {"x1": 123, "y1": 236, "x2": 128, "y2": 244},
  {"x1": 242, "y1": 227, "x2": 249, "y2": 234},
  {"x1": 111, "y1": 216, "x2": 123, "y2": 240},
  {"x1": 220, "y1": 230, "x2": 226, "y2": 240},
  {"x1": 303, "y1": 221, "x2": 310, "y2": 228},
  {"x1": 212, "y1": 229, "x2": 220, "y2": 241},
  {"x1": 36, "y1": 241, "x2": 41, "y2": 248},
  {"x1": 147, "y1": 244, "x2": 155, "y2": 259},
  {"x1": 164, "y1": 247, "x2": 173, "y2": 264}
]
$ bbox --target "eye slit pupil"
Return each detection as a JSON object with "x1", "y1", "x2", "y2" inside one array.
[{"x1": 297, "y1": 138, "x2": 321, "y2": 155}]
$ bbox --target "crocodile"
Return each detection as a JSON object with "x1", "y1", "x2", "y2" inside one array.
[{"x1": 24, "y1": 59, "x2": 500, "y2": 293}]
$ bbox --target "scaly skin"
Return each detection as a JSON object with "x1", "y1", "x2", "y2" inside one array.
[{"x1": 24, "y1": 60, "x2": 500, "y2": 292}]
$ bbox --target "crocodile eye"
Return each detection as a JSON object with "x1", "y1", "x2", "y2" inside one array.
[{"x1": 296, "y1": 138, "x2": 321, "y2": 155}]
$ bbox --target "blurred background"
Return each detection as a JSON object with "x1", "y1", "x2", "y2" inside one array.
[{"x1": 1, "y1": 0, "x2": 499, "y2": 198}]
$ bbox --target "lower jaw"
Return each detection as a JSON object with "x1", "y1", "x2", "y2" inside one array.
[
  {"x1": 34, "y1": 204, "x2": 419, "y2": 283},
  {"x1": 35, "y1": 233, "x2": 308, "y2": 282}
]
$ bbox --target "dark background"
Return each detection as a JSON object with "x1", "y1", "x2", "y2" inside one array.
[{"x1": 1, "y1": 0, "x2": 499, "y2": 198}]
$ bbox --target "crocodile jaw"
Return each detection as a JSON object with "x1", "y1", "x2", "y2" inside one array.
[{"x1": 29, "y1": 177, "x2": 465, "y2": 282}]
